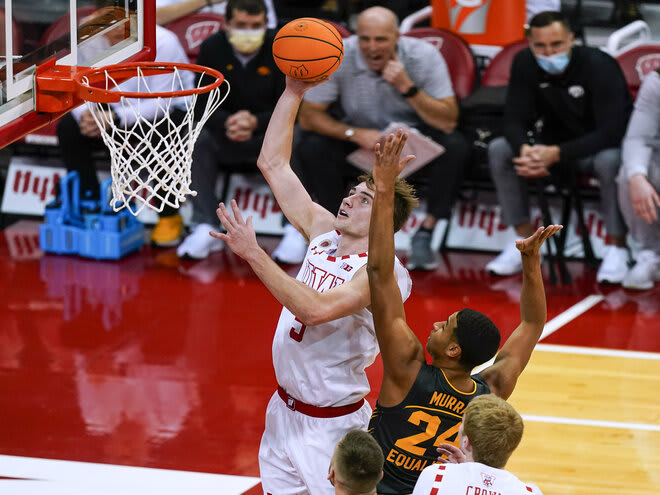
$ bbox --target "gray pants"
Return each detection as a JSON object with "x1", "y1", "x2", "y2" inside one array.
[
  {"x1": 617, "y1": 163, "x2": 660, "y2": 253},
  {"x1": 488, "y1": 136, "x2": 627, "y2": 238}
]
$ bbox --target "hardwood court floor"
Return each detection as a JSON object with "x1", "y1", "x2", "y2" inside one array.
[{"x1": 0, "y1": 220, "x2": 658, "y2": 494}]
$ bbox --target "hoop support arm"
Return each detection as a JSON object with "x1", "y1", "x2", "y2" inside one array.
[{"x1": 34, "y1": 60, "x2": 89, "y2": 113}]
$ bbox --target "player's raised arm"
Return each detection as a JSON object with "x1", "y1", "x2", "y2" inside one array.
[
  {"x1": 480, "y1": 225, "x2": 562, "y2": 399},
  {"x1": 367, "y1": 132, "x2": 424, "y2": 404},
  {"x1": 257, "y1": 76, "x2": 334, "y2": 240},
  {"x1": 213, "y1": 200, "x2": 371, "y2": 326}
]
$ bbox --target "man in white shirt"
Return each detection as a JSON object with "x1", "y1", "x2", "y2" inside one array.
[{"x1": 210, "y1": 76, "x2": 417, "y2": 494}]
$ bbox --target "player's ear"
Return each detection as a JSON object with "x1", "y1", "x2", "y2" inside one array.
[
  {"x1": 447, "y1": 341, "x2": 461, "y2": 359},
  {"x1": 462, "y1": 433, "x2": 472, "y2": 455}
]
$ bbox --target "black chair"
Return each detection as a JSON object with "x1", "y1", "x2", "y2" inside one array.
[{"x1": 533, "y1": 167, "x2": 599, "y2": 285}]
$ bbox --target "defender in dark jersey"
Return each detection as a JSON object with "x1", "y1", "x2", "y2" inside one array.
[{"x1": 366, "y1": 132, "x2": 561, "y2": 494}]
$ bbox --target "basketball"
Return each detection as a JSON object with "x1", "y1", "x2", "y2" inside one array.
[{"x1": 273, "y1": 18, "x2": 344, "y2": 81}]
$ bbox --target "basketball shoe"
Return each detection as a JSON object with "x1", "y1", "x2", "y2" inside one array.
[
  {"x1": 272, "y1": 224, "x2": 307, "y2": 264},
  {"x1": 150, "y1": 214, "x2": 183, "y2": 247},
  {"x1": 176, "y1": 223, "x2": 223, "y2": 259},
  {"x1": 622, "y1": 250, "x2": 660, "y2": 290},
  {"x1": 407, "y1": 229, "x2": 439, "y2": 271},
  {"x1": 486, "y1": 238, "x2": 525, "y2": 276},
  {"x1": 596, "y1": 245, "x2": 630, "y2": 285}
]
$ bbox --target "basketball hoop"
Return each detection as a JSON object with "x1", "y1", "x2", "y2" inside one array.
[{"x1": 72, "y1": 61, "x2": 229, "y2": 216}]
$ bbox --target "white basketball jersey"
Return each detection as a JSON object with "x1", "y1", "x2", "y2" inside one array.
[
  {"x1": 412, "y1": 462, "x2": 543, "y2": 495},
  {"x1": 272, "y1": 230, "x2": 412, "y2": 407}
]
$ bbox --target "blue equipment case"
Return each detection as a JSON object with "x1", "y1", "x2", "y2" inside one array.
[{"x1": 39, "y1": 172, "x2": 145, "y2": 259}]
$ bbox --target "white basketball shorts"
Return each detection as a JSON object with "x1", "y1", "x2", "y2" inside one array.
[{"x1": 258, "y1": 391, "x2": 372, "y2": 495}]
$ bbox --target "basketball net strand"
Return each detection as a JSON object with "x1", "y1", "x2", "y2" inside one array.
[{"x1": 85, "y1": 66, "x2": 229, "y2": 216}]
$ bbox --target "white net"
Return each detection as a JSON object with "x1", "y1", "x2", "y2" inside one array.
[{"x1": 84, "y1": 65, "x2": 229, "y2": 216}]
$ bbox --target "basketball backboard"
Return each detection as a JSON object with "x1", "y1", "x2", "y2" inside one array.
[{"x1": 0, "y1": 0, "x2": 155, "y2": 148}]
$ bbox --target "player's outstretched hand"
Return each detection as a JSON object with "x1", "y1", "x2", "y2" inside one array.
[
  {"x1": 372, "y1": 130, "x2": 415, "y2": 191},
  {"x1": 516, "y1": 225, "x2": 563, "y2": 258},
  {"x1": 436, "y1": 443, "x2": 467, "y2": 464},
  {"x1": 212, "y1": 200, "x2": 259, "y2": 260}
]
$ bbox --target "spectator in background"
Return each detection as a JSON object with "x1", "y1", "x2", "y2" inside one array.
[
  {"x1": 526, "y1": 0, "x2": 560, "y2": 20},
  {"x1": 56, "y1": 24, "x2": 194, "y2": 247},
  {"x1": 156, "y1": 0, "x2": 277, "y2": 29},
  {"x1": 291, "y1": 6, "x2": 470, "y2": 271},
  {"x1": 617, "y1": 69, "x2": 660, "y2": 290},
  {"x1": 329, "y1": 430, "x2": 384, "y2": 495},
  {"x1": 176, "y1": 0, "x2": 285, "y2": 259},
  {"x1": 486, "y1": 11, "x2": 633, "y2": 285},
  {"x1": 412, "y1": 395, "x2": 543, "y2": 495}
]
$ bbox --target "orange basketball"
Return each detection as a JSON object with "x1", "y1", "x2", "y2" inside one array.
[{"x1": 273, "y1": 18, "x2": 344, "y2": 81}]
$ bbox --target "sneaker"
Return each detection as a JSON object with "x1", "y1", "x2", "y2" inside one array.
[
  {"x1": 596, "y1": 245, "x2": 630, "y2": 285},
  {"x1": 407, "y1": 229, "x2": 439, "y2": 271},
  {"x1": 622, "y1": 250, "x2": 660, "y2": 290},
  {"x1": 272, "y1": 224, "x2": 307, "y2": 264},
  {"x1": 150, "y1": 214, "x2": 183, "y2": 247},
  {"x1": 176, "y1": 223, "x2": 223, "y2": 259},
  {"x1": 486, "y1": 238, "x2": 523, "y2": 276}
]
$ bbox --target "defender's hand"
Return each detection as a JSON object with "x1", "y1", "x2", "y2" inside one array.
[
  {"x1": 516, "y1": 225, "x2": 563, "y2": 257},
  {"x1": 372, "y1": 130, "x2": 415, "y2": 191}
]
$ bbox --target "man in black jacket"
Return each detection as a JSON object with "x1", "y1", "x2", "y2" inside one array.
[
  {"x1": 486, "y1": 10, "x2": 633, "y2": 285},
  {"x1": 177, "y1": 0, "x2": 285, "y2": 259}
]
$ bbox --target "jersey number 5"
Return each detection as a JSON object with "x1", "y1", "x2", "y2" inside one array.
[
  {"x1": 394, "y1": 410, "x2": 461, "y2": 456},
  {"x1": 289, "y1": 316, "x2": 307, "y2": 342}
]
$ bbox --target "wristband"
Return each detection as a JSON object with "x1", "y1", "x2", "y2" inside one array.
[{"x1": 402, "y1": 85, "x2": 419, "y2": 98}]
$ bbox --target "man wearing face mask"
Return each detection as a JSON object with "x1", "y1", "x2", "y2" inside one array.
[
  {"x1": 486, "y1": 10, "x2": 633, "y2": 285},
  {"x1": 176, "y1": 0, "x2": 285, "y2": 259}
]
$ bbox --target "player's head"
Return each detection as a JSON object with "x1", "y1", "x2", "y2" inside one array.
[
  {"x1": 453, "y1": 308, "x2": 501, "y2": 371},
  {"x1": 460, "y1": 394, "x2": 523, "y2": 468},
  {"x1": 356, "y1": 6, "x2": 400, "y2": 72},
  {"x1": 356, "y1": 173, "x2": 418, "y2": 232},
  {"x1": 526, "y1": 11, "x2": 575, "y2": 74},
  {"x1": 225, "y1": 0, "x2": 268, "y2": 55},
  {"x1": 328, "y1": 430, "x2": 384, "y2": 495},
  {"x1": 426, "y1": 308, "x2": 500, "y2": 370}
]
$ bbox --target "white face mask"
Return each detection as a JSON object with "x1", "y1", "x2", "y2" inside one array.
[{"x1": 228, "y1": 28, "x2": 266, "y2": 54}]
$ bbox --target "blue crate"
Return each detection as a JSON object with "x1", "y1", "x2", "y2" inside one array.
[{"x1": 39, "y1": 173, "x2": 145, "y2": 260}]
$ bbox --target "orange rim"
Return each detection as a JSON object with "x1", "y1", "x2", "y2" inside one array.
[{"x1": 73, "y1": 61, "x2": 225, "y2": 103}]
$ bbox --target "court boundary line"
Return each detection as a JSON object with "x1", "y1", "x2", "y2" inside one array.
[
  {"x1": 521, "y1": 414, "x2": 660, "y2": 432},
  {"x1": 539, "y1": 294, "x2": 604, "y2": 340},
  {"x1": 472, "y1": 293, "x2": 657, "y2": 374},
  {"x1": 535, "y1": 343, "x2": 660, "y2": 360}
]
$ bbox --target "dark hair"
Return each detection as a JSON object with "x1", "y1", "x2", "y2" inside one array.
[
  {"x1": 225, "y1": 0, "x2": 267, "y2": 22},
  {"x1": 527, "y1": 10, "x2": 572, "y2": 33},
  {"x1": 454, "y1": 308, "x2": 500, "y2": 370},
  {"x1": 334, "y1": 430, "x2": 384, "y2": 491}
]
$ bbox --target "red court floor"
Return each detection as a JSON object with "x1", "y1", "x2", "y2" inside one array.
[{"x1": 1, "y1": 220, "x2": 658, "y2": 494}]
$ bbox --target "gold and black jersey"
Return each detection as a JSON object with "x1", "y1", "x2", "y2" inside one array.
[{"x1": 368, "y1": 363, "x2": 490, "y2": 494}]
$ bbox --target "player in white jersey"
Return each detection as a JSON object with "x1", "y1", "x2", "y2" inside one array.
[
  {"x1": 412, "y1": 394, "x2": 543, "y2": 495},
  {"x1": 211, "y1": 76, "x2": 419, "y2": 494}
]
